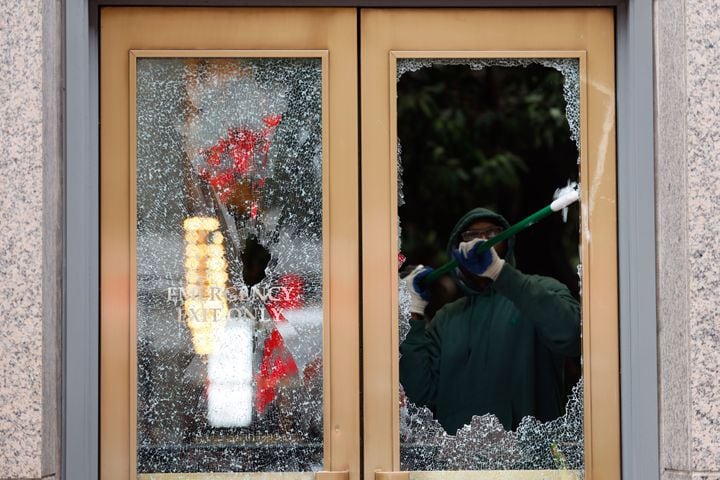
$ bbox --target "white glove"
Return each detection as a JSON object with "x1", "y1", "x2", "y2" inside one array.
[
  {"x1": 455, "y1": 239, "x2": 505, "y2": 281},
  {"x1": 403, "y1": 265, "x2": 432, "y2": 315}
]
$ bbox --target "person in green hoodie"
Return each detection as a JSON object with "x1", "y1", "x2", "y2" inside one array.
[{"x1": 400, "y1": 207, "x2": 581, "y2": 434}]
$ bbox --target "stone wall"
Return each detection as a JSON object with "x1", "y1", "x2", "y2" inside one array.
[
  {"x1": 0, "y1": 0, "x2": 61, "y2": 479},
  {"x1": 1, "y1": 1, "x2": 720, "y2": 479},
  {"x1": 656, "y1": 0, "x2": 720, "y2": 478}
]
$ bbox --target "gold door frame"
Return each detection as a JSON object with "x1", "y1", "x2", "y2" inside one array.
[
  {"x1": 101, "y1": 8, "x2": 359, "y2": 480},
  {"x1": 361, "y1": 8, "x2": 618, "y2": 480},
  {"x1": 129, "y1": 49, "x2": 331, "y2": 480},
  {"x1": 101, "y1": 7, "x2": 618, "y2": 480}
]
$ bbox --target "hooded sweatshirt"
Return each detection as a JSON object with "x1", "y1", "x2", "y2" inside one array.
[{"x1": 399, "y1": 208, "x2": 581, "y2": 433}]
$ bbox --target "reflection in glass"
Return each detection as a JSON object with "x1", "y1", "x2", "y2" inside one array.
[
  {"x1": 136, "y1": 57, "x2": 323, "y2": 473},
  {"x1": 397, "y1": 60, "x2": 584, "y2": 472}
]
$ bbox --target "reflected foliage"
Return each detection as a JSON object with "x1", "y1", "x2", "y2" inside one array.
[{"x1": 398, "y1": 64, "x2": 580, "y2": 299}]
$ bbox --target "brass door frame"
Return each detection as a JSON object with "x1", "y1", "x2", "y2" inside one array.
[
  {"x1": 360, "y1": 8, "x2": 618, "y2": 479},
  {"x1": 101, "y1": 6, "x2": 620, "y2": 480},
  {"x1": 100, "y1": 7, "x2": 359, "y2": 480},
  {"x1": 128, "y1": 48, "x2": 331, "y2": 480}
]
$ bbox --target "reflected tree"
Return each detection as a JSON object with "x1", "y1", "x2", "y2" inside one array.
[{"x1": 398, "y1": 64, "x2": 580, "y2": 300}]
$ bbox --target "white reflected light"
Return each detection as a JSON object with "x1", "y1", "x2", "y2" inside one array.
[{"x1": 207, "y1": 318, "x2": 254, "y2": 427}]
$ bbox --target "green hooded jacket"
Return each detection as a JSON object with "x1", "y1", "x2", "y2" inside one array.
[{"x1": 399, "y1": 207, "x2": 581, "y2": 433}]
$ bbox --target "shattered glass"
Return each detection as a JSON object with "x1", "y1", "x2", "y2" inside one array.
[
  {"x1": 399, "y1": 288, "x2": 584, "y2": 472},
  {"x1": 135, "y1": 57, "x2": 324, "y2": 473},
  {"x1": 397, "y1": 58, "x2": 584, "y2": 474}
]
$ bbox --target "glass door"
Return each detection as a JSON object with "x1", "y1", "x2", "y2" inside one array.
[
  {"x1": 360, "y1": 8, "x2": 618, "y2": 480},
  {"x1": 100, "y1": 8, "x2": 359, "y2": 480},
  {"x1": 101, "y1": 7, "x2": 620, "y2": 480}
]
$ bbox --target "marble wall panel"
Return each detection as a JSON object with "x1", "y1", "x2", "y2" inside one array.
[
  {"x1": 685, "y1": 0, "x2": 720, "y2": 472},
  {"x1": 663, "y1": 472, "x2": 720, "y2": 480},
  {"x1": 0, "y1": 0, "x2": 719, "y2": 479},
  {"x1": 655, "y1": 0, "x2": 691, "y2": 473},
  {"x1": 0, "y1": 0, "x2": 47, "y2": 478},
  {"x1": 657, "y1": 0, "x2": 720, "y2": 476},
  {"x1": 41, "y1": 0, "x2": 62, "y2": 477}
]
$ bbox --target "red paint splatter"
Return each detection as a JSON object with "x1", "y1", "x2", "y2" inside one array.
[
  {"x1": 197, "y1": 115, "x2": 281, "y2": 212},
  {"x1": 398, "y1": 253, "x2": 407, "y2": 270},
  {"x1": 263, "y1": 114, "x2": 282, "y2": 128},
  {"x1": 255, "y1": 274, "x2": 305, "y2": 414}
]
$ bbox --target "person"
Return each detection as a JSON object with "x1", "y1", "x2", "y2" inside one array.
[{"x1": 400, "y1": 207, "x2": 581, "y2": 434}]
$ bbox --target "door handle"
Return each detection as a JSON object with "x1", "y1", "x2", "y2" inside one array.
[
  {"x1": 316, "y1": 470, "x2": 350, "y2": 480},
  {"x1": 375, "y1": 472, "x2": 409, "y2": 480}
]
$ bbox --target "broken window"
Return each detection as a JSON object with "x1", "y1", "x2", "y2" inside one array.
[
  {"x1": 396, "y1": 59, "x2": 584, "y2": 473},
  {"x1": 135, "y1": 57, "x2": 324, "y2": 474}
]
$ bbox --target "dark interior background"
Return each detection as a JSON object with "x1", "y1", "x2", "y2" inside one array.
[
  {"x1": 397, "y1": 63, "x2": 582, "y2": 394},
  {"x1": 398, "y1": 63, "x2": 580, "y2": 301}
]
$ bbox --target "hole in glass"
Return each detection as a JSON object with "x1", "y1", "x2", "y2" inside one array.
[
  {"x1": 397, "y1": 60, "x2": 584, "y2": 472},
  {"x1": 240, "y1": 235, "x2": 271, "y2": 287}
]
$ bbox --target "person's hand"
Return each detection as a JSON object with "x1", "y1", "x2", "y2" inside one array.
[
  {"x1": 452, "y1": 238, "x2": 505, "y2": 280},
  {"x1": 402, "y1": 265, "x2": 433, "y2": 315}
]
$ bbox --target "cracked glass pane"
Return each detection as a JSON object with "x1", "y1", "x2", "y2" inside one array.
[
  {"x1": 135, "y1": 57, "x2": 323, "y2": 474},
  {"x1": 397, "y1": 59, "x2": 583, "y2": 474}
]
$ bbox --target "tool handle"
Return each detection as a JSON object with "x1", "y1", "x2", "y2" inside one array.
[{"x1": 420, "y1": 204, "x2": 555, "y2": 286}]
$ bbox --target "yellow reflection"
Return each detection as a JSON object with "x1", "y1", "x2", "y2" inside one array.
[{"x1": 182, "y1": 216, "x2": 229, "y2": 355}]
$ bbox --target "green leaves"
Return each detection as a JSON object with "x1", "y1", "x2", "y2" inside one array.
[{"x1": 398, "y1": 63, "x2": 579, "y2": 291}]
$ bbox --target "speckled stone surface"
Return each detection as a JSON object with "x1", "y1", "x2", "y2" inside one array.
[
  {"x1": 0, "y1": 1, "x2": 717, "y2": 479},
  {"x1": 664, "y1": 473, "x2": 693, "y2": 480},
  {"x1": 656, "y1": 0, "x2": 691, "y2": 473},
  {"x1": 650, "y1": 0, "x2": 720, "y2": 476},
  {"x1": 663, "y1": 473, "x2": 690, "y2": 480},
  {"x1": 0, "y1": 0, "x2": 46, "y2": 478},
  {"x1": 686, "y1": 0, "x2": 720, "y2": 472},
  {"x1": 657, "y1": 0, "x2": 720, "y2": 476},
  {"x1": 664, "y1": 473, "x2": 720, "y2": 480},
  {"x1": 40, "y1": 0, "x2": 62, "y2": 477},
  {"x1": 657, "y1": 0, "x2": 720, "y2": 474}
]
